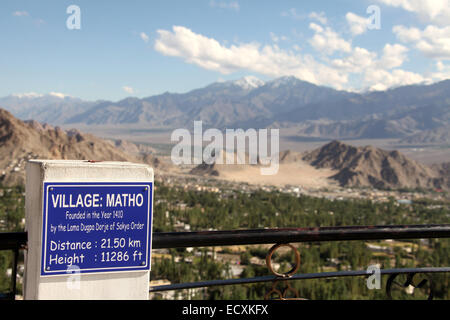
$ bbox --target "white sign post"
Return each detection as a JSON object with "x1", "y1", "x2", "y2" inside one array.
[{"x1": 24, "y1": 160, "x2": 154, "y2": 300}]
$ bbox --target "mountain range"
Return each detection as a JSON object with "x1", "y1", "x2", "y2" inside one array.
[{"x1": 2, "y1": 76, "x2": 449, "y2": 143}]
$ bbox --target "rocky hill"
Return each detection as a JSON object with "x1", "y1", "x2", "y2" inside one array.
[
  {"x1": 432, "y1": 162, "x2": 450, "y2": 190},
  {"x1": 302, "y1": 141, "x2": 446, "y2": 190},
  {"x1": 0, "y1": 108, "x2": 164, "y2": 186}
]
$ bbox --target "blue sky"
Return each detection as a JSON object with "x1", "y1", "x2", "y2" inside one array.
[{"x1": 1, "y1": 0, "x2": 449, "y2": 101}]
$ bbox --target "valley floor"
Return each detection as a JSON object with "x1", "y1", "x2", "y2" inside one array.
[{"x1": 63, "y1": 124, "x2": 450, "y2": 165}]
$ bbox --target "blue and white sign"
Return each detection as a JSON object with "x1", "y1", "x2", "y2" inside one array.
[{"x1": 40, "y1": 182, "x2": 153, "y2": 276}]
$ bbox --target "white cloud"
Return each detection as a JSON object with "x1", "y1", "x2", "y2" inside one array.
[
  {"x1": 331, "y1": 44, "x2": 408, "y2": 73},
  {"x1": 332, "y1": 47, "x2": 377, "y2": 73},
  {"x1": 122, "y1": 86, "x2": 135, "y2": 94},
  {"x1": 380, "y1": 43, "x2": 409, "y2": 69},
  {"x1": 377, "y1": 0, "x2": 450, "y2": 26},
  {"x1": 11, "y1": 92, "x2": 68, "y2": 98},
  {"x1": 209, "y1": 0, "x2": 239, "y2": 11},
  {"x1": 308, "y1": 11, "x2": 327, "y2": 25},
  {"x1": 12, "y1": 92, "x2": 43, "y2": 98},
  {"x1": 363, "y1": 68, "x2": 426, "y2": 91},
  {"x1": 346, "y1": 12, "x2": 369, "y2": 36},
  {"x1": 154, "y1": 25, "x2": 348, "y2": 88},
  {"x1": 154, "y1": 25, "x2": 446, "y2": 92},
  {"x1": 281, "y1": 8, "x2": 305, "y2": 20},
  {"x1": 12, "y1": 11, "x2": 45, "y2": 25},
  {"x1": 309, "y1": 23, "x2": 324, "y2": 33},
  {"x1": 430, "y1": 61, "x2": 450, "y2": 80},
  {"x1": 140, "y1": 32, "x2": 150, "y2": 43},
  {"x1": 308, "y1": 23, "x2": 352, "y2": 55},
  {"x1": 269, "y1": 32, "x2": 288, "y2": 43},
  {"x1": 393, "y1": 25, "x2": 421, "y2": 42},
  {"x1": 35, "y1": 18, "x2": 46, "y2": 26},
  {"x1": 49, "y1": 92, "x2": 67, "y2": 99},
  {"x1": 331, "y1": 42, "x2": 414, "y2": 89},
  {"x1": 393, "y1": 24, "x2": 450, "y2": 60},
  {"x1": 12, "y1": 11, "x2": 29, "y2": 17},
  {"x1": 270, "y1": 32, "x2": 279, "y2": 43}
]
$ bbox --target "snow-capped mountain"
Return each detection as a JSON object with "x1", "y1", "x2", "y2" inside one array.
[{"x1": 231, "y1": 76, "x2": 265, "y2": 90}]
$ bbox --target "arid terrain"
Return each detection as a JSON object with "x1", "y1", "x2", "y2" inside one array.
[{"x1": 1, "y1": 107, "x2": 449, "y2": 196}]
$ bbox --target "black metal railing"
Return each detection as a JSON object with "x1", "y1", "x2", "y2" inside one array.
[
  {"x1": 1, "y1": 224, "x2": 450, "y2": 300},
  {"x1": 0, "y1": 232, "x2": 27, "y2": 300},
  {"x1": 151, "y1": 224, "x2": 450, "y2": 248},
  {"x1": 149, "y1": 224, "x2": 450, "y2": 300}
]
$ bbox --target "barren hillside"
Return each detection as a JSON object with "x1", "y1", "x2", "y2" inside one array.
[{"x1": 0, "y1": 108, "x2": 167, "y2": 185}]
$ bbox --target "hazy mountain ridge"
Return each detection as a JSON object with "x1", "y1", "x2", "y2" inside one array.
[
  {"x1": 399, "y1": 125, "x2": 450, "y2": 144},
  {"x1": 274, "y1": 82, "x2": 450, "y2": 138},
  {"x1": 0, "y1": 76, "x2": 358, "y2": 128},
  {"x1": 1, "y1": 77, "x2": 449, "y2": 141},
  {"x1": 0, "y1": 94, "x2": 97, "y2": 124}
]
